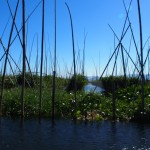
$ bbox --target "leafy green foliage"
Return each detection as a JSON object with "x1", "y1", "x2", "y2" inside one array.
[
  {"x1": 1, "y1": 75, "x2": 150, "y2": 122},
  {"x1": 66, "y1": 74, "x2": 88, "y2": 92},
  {"x1": 16, "y1": 72, "x2": 37, "y2": 88},
  {"x1": 0, "y1": 75, "x2": 16, "y2": 89},
  {"x1": 101, "y1": 76, "x2": 140, "y2": 93}
]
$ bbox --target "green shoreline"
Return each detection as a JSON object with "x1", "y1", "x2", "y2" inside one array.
[{"x1": 0, "y1": 75, "x2": 150, "y2": 123}]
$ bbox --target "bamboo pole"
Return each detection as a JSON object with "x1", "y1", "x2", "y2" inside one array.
[
  {"x1": 93, "y1": 24, "x2": 130, "y2": 92},
  {"x1": 148, "y1": 45, "x2": 150, "y2": 79},
  {"x1": 123, "y1": 0, "x2": 141, "y2": 66},
  {"x1": 35, "y1": 34, "x2": 39, "y2": 77},
  {"x1": 109, "y1": 25, "x2": 140, "y2": 74},
  {"x1": 65, "y1": 2, "x2": 77, "y2": 120},
  {"x1": 0, "y1": 0, "x2": 19, "y2": 115},
  {"x1": 82, "y1": 31, "x2": 87, "y2": 75},
  {"x1": 21, "y1": 0, "x2": 26, "y2": 118},
  {"x1": 39, "y1": 0, "x2": 45, "y2": 118},
  {"x1": 114, "y1": 35, "x2": 118, "y2": 76},
  {"x1": 7, "y1": 0, "x2": 35, "y2": 86},
  {"x1": 112, "y1": 46, "x2": 119, "y2": 76},
  {"x1": 137, "y1": 0, "x2": 145, "y2": 112},
  {"x1": 0, "y1": 41, "x2": 31, "y2": 87},
  {"x1": 121, "y1": 44, "x2": 126, "y2": 80},
  {"x1": 10, "y1": 0, "x2": 42, "y2": 48},
  {"x1": 51, "y1": 0, "x2": 57, "y2": 123},
  {"x1": 0, "y1": 39, "x2": 17, "y2": 83},
  {"x1": 0, "y1": 16, "x2": 10, "y2": 39}
]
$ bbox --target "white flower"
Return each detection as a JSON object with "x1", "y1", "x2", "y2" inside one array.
[
  {"x1": 102, "y1": 112, "x2": 105, "y2": 115},
  {"x1": 95, "y1": 104, "x2": 97, "y2": 107}
]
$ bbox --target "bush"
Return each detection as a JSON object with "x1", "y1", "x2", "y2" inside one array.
[
  {"x1": 101, "y1": 76, "x2": 140, "y2": 93},
  {"x1": 16, "y1": 72, "x2": 37, "y2": 88},
  {"x1": 0, "y1": 75, "x2": 16, "y2": 89},
  {"x1": 66, "y1": 74, "x2": 88, "y2": 92}
]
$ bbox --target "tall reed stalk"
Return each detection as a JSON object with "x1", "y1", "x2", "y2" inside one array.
[
  {"x1": 93, "y1": 24, "x2": 130, "y2": 92},
  {"x1": 0, "y1": 0, "x2": 19, "y2": 115},
  {"x1": 137, "y1": 0, "x2": 144, "y2": 112},
  {"x1": 65, "y1": 2, "x2": 77, "y2": 120},
  {"x1": 123, "y1": 0, "x2": 140, "y2": 64},
  {"x1": 148, "y1": 47, "x2": 150, "y2": 78},
  {"x1": 39, "y1": 0, "x2": 45, "y2": 118},
  {"x1": 52, "y1": 0, "x2": 57, "y2": 123},
  {"x1": 121, "y1": 44, "x2": 126, "y2": 79},
  {"x1": 21, "y1": 0, "x2": 26, "y2": 118},
  {"x1": 7, "y1": 0, "x2": 34, "y2": 87},
  {"x1": 82, "y1": 32, "x2": 87, "y2": 76},
  {"x1": 35, "y1": 34, "x2": 39, "y2": 76}
]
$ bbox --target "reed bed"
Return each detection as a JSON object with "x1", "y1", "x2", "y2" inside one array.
[{"x1": 0, "y1": 0, "x2": 150, "y2": 123}]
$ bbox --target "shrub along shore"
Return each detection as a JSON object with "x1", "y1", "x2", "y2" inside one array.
[{"x1": 0, "y1": 74, "x2": 150, "y2": 122}]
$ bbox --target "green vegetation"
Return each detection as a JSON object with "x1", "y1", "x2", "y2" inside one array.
[
  {"x1": 66, "y1": 74, "x2": 88, "y2": 92},
  {"x1": 1, "y1": 74, "x2": 150, "y2": 122},
  {"x1": 100, "y1": 76, "x2": 140, "y2": 93}
]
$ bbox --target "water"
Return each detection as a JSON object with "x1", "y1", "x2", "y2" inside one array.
[
  {"x1": 84, "y1": 83, "x2": 104, "y2": 93},
  {"x1": 0, "y1": 118, "x2": 150, "y2": 150}
]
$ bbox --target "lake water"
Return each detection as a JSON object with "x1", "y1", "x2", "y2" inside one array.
[
  {"x1": 0, "y1": 117, "x2": 150, "y2": 150},
  {"x1": 84, "y1": 83, "x2": 104, "y2": 93}
]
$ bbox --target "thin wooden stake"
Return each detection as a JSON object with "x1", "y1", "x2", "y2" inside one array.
[
  {"x1": 137, "y1": 0, "x2": 145, "y2": 112},
  {"x1": 52, "y1": 0, "x2": 57, "y2": 124},
  {"x1": 39, "y1": 0, "x2": 45, "y2": 118},
  {"x1": 65, "y1": 2, "x2": 77, "y2": 120},
  {"x1": 21, "y1": 0, "x2": 26, "y2": 118},
  {"x1": 0, "y1": 0, "x2": 19, "y2": 115}
]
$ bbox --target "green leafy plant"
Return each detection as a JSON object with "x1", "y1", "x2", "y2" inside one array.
[{"x1": 66, "y1": 74, "x2": 88, "y2": 92}]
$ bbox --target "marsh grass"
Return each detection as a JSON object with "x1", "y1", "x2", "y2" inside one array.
[
  {"x1": 0, "y1": 1, "x2": 150, "y2": 122},
  {"x1": 1, "y1": 75, "x2": 150, "y2": 122}
]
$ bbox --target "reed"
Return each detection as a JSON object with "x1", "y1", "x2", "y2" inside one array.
[
  {"x1": 9, "y1": 0, "x2": 42, "y2": 48},
  {"x1": 35, "y1": 34, "x2": 39, "y2": 77},
  {"x1": 39, "y1": 0, "x2": 45, "y2": 118},
  {"x1": 0, "y1": 0, "x2": 19, "y2": 115},
  {"x1": 82, "y1": 31, "x2": 87, "y2": 76},
  {"x1": 65, "y1": 2, "x2": 77, "y2": 120},
  {"x1": 7, "y1": 0, "x2": 35, "y2": 87},
  {"x1": 21, "y1": 0, "x2": 26, "y2": 118},
  {"x1": 51, "y1": 0, "x2": 57, "y2": 124},
  {"x1": 137, "y1": 0, "x2": 145, "y2": 112},
  {"x1": 93, "y1": 23, "x2": 130, "y2": 93},
  {"x1": 123, "y1": 0, "x2": 140, "y2": 64}
]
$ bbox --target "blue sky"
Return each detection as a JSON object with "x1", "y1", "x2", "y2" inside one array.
[{"x1": 0, "y1": 0, "x2": 150, "y2": 77}]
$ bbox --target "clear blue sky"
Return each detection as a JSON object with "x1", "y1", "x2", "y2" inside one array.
[{"x1": 0, "y1": 0, "x2": 150, "y2": 77}]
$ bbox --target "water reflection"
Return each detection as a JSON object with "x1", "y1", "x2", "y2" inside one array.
[{"x1": 0, "y1": 118, "x2": 150, "y2": 150}]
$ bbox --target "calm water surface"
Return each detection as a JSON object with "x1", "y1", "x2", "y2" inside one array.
[
  {"x1": 0, "y1": 118, "x2": 150, "y2": 150},
  {"x1": 84, "y1": 83, "x2": 104, "y2": 93}
]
